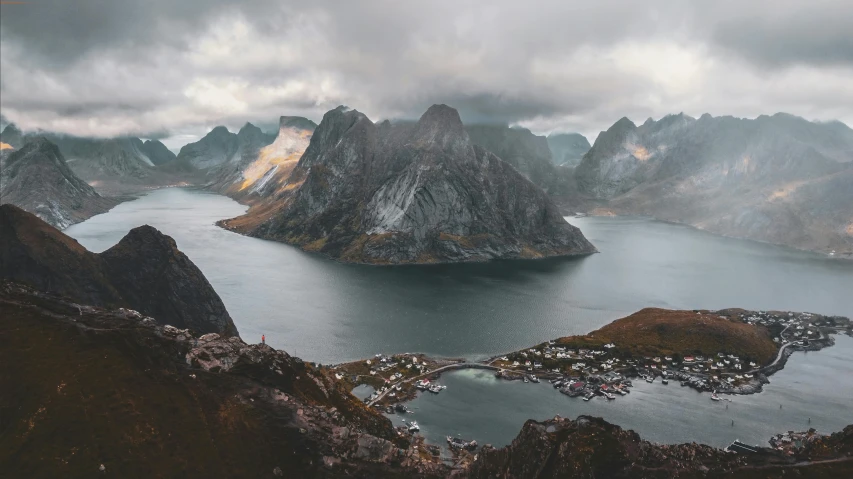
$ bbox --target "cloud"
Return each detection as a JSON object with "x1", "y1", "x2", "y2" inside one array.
[{"x1": 1, "y1": 0, "x2": 851, "y2": 146}]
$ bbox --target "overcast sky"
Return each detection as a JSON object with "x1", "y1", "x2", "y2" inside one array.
[{"x1": 1, "y1": 0, "x2": 852, "y2": 150}]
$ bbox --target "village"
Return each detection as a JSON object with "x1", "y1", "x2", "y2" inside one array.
[{"x1": 488, "y1": 309, "x2": 850, "y2": 401}]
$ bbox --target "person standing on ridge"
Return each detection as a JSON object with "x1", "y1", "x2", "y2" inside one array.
[{"x1": 262, "y1": 334, "x2": 265, "y2": 345}]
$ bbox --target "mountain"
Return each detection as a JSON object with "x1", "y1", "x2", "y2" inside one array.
[
  {"x1": 575, "y1": 113, "x2": 853, "y2": 254},
  {"x1": 50, "y1": 135, "x2": 155, "y2": 180},
  {"x1": 221, "y1": 105, "x2": 596, "y2": 264},
  {"x1": 465, "y1": 125, "x2": 575, "y2": 195},
  {"x1": 546, "y1": 132, "x2": 591, "y2": 167},
  {"x1": 1, "y1": 124, "x2": 192, "y2": 194},
  {"x1": 0, "y1": 138, "x2": 118, "y2": 228},
  {"x1": 0, "y1": 123, "x2": 24, "y2": 148},
  {"x1": 206, "y1": 120, "x2": 308, "y2": 200},
  {"x1": 175, "y1": 126, "x2": 241, "y2": 169},
  {"x1": 0, "y1": 204, "x2": 238, "y2": 336},
  {"x1": 208, "y1": 117, "x2": 315, "y2": 199},
  {"x1": 140, "y1": 139, "x2": 176, "y2": 165}
]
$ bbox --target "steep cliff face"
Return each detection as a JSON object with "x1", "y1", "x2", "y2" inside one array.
[
  {"x1": 575, "y1": 113, "x2": 853, "y2": 254},
  {"x1": 547, "y1": 133, "x2": 591, "y2": 167},
  {"x1": 222, "y1": 105, "x2": 595, "y2": 264},
  {"x1": 465, "y1": 125, "x2": 575, "y2": 195},
  {"x1": 0, "y1": 204, "x2": 238, "y2": 336},
  {"x1": 140, "y1": 139, "x2": 176, "y2": 165},
  {"x1": 207, "y1": 118, "x2": 314, "y2": 200},
  {"x1": 175, "y1": 125, "x2": 241, "y2": 169},
  {"x1": 0, "y1": 138, "x2": 117, "y2": 228}
]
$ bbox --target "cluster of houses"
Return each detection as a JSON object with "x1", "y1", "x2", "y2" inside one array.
[
  {"x1": 769, "y1": 429, "x2": 822, "y2": 454},
  {"x1": 740, "y1": 310, "x2": 851, "y2": 346}
]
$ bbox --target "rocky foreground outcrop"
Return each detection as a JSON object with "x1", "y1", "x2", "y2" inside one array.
[
  {"x1": 575, "y1": 113, "x2": 853, "y2": 254},
  {"x1": 222, "y1": 105, "x2": 595, "y2": 264},
  {"x1": 469, "y1": 416, "x2": 853, "y2": 478},
  {"x1": 0, "y1": 138, "x2": 118, "y2": 228},
  {"x1": 0, "y1": 204, "x2": 237, "y2": 336},
  {"x1": 0, "y1": 282, "x2": 441, "y2": 478}
]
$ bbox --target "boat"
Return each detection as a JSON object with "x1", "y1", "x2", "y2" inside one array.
[
  {"x1": 530, "y1": 375, "x2": 540, "y2": 383},
  {"x1": 603, "y1": 391, "x2": 615, "y2": 400},
  {"x1": 428, "y1": 385, "x2": 441, "y2": 394},
  {"x1": 523, "y1": 377, "x2": 529, "y2": 383},
  {"x1": 662, "y1": 378, "x2": 669, "y2": 385},
  {"x1": 583, "y1": 392, "x2": 594, "y2": 401},
  {"x1": 710, "y1": 393, "x2": 722, "y2": 401},
  {"x1": 408, "y1": 421, "x2": 420, "y2": 432},
  {"x1": 645, "y1": 376, "x2": 654, "y2": 383}
]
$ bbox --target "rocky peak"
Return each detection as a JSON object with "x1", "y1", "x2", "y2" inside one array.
[
  {"x1": 140, "y1": 139, "x2": 176, "y2": 165},
  {"x1": 411, "y1": 104, "x2": 472, "y2": 158},
  {"x1": 0, "y1": 124, "x2": 24, "y2": 148},
  {"x1": 0, "y1": 206, "x2": 238, "y2": 336}
]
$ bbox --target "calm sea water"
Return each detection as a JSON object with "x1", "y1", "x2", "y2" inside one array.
[
  {"x1": 65, "y1": 188, "x2": 853, "y2": 364},
  {"x1": 65, "y1": 187, "x2": 853, "y2": 446}
]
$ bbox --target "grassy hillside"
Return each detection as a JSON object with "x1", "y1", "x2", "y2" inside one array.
[{"x1": 556, "y1": 308, "x2": 779, "y2": 365}]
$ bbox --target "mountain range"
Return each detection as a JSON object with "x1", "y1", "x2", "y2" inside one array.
[
  {"x1": 576, "y1": 112, "x2": 853, "y2": 254},
  {"x1": 0, "y1": 138, "x2": 118, "y2": 228},
  {"x1": 0, "y1": 124, "x2": 186, "y2": 195},
  {"x1": 220, "y1": 105, "x2": 596, "y2": 264}
]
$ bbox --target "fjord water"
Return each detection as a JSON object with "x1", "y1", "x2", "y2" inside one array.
[
  {"x1": 66, "y1": 188, "x2": 853, "y2": 365},
  {"x1": 65, "y1": 188, "x2": 853, "y2": 447},
  {"x1": 391, "y1": 335, "x2": 853, "y2": 450}
]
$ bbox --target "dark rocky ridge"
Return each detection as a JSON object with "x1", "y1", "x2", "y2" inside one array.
[
  {"x1": 575, "y1": 113, "x2": 853, "y2": 254},
  {"x1": 0, "y1": 204, "x2": 237, "y2": 336},
  {"x1": 0, "y1": 138, "x2": 118, "y2": 228},
  {"x1": 221, "y1": 105, "x2": 595, "y2": 264},
  {"x1": 547, "y1": 132, "x2": 591, "y2": 167}
]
